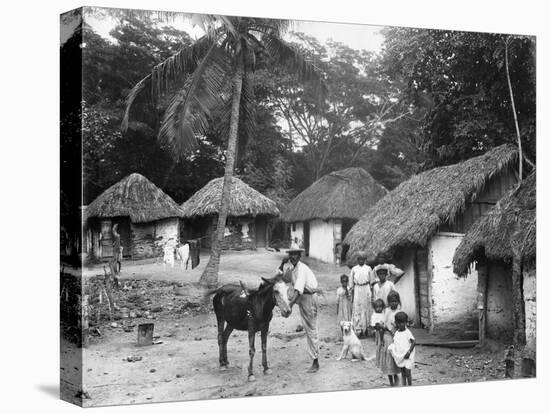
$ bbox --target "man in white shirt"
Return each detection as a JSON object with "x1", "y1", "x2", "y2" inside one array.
[{"x1": 277, "y1": 249, "x2": 320, "y2": 373}]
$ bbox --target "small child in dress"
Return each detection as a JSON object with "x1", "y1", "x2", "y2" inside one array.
[
  {"x1": 388, "y1": 311, "x2": 416, "y2": 386},
  {"x1": 380, "y1": 290, "x2": 402, "y2": 386},
  {"x1": 336, "y1": 274, "x2": 352, "y2": 339},
  {"x1": 371, "y1": 299, "x2": 386, "y2": 368}
]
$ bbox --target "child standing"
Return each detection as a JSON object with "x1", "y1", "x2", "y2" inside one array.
[
  {"x1": 380, "y1": 290, "x2": 401, "y2": 386},
  {"x1": 373, "y1": 265, "x2": 397, "y2": 303},
  {"x1": 336, "y1": 274, "x2": 352, "y2": 339},
  {"x1": 371, "y1": 299, "x2": 386, "y2": 369},
  {"x1": 388, "y1": 311, "x2": 416, "y2": 386}
]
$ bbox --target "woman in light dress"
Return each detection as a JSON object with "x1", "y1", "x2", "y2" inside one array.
[{"x1": 349, "y1": 251, "x2": 377, "y2": 337}]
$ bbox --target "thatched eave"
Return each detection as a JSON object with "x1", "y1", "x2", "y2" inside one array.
[{"x1": 343, "y1": 144, "x2": 519, "y2": 264}]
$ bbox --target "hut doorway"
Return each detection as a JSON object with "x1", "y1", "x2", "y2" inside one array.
[
  {"x1": 341, "y1": 218, "x2": 356, "y2": 241},
  {"x1": 256, "y1": 217, "x2": 267, "y2": 248},
  {"x1": 303, "y1": 221, "x2": 310, "y2": 256}
]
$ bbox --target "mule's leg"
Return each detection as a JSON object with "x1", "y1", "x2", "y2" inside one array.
[
  {"x1": 221, "y1": 325, "x2": 234, "y2": 367},
  {"x1": 248, "y1": 328, "x2": 256, "y2": 381},
  {"x1": 216, "y1": 317, "x2": 226, "y2": 368},
  {"x1": 261, "y1": 326, "x2": 272, "y2": 375}
]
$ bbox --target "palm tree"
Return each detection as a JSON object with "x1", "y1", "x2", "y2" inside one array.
[{"x1": 123, "y1": 15, "x2": 325, "y2": 287}]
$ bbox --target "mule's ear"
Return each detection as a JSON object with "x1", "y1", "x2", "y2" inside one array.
[{"x1": 261, "y1": 277, "x2": 276, "y2": 284}]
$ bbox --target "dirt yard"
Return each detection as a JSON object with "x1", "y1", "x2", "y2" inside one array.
[{"x1": 63, "y1": 250, "x2": 510, "y2": 407}]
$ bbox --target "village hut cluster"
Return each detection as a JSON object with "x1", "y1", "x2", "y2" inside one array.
[
  {"x1": 61, "y1": 174, "x2": 282, "y2": 263},
  {"x1": 282, "y1": 167, "x2": 387, "y2": 263},
  {"x1": 63, "y1": 144, "x2": 535, "y2": 370},
  {"x1": 343, "y1": 145, "x2": 520, "y2": 338}
]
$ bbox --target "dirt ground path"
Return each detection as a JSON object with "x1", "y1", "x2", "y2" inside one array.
[{"x1": 72, "y1": 251, "x2": 508, "y2": 407}]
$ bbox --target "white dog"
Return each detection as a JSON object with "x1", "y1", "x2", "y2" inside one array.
[{"x1": 337, "y1": 321, "x2": 373, "y2": 362}]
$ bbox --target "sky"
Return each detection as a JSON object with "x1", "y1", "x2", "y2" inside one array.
[{"x1": 62, "y1": 8, "x2": 385, "y2": 53}]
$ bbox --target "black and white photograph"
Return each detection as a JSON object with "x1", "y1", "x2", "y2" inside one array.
[{"x1": 57, "y1": 3, "x2": 538, "y2": 408}]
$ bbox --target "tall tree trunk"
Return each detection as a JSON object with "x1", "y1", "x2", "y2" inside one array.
[
  {"x1": 199, "y1": 61, "x2": 244, "y2": 287},
  {"x1": 504, "y1": 36, "x2": 523, "y2": 181}
]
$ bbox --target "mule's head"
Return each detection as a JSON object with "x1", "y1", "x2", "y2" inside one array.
[{"x1": 262, "y1": 277, "x2": 292, "y2": 317}]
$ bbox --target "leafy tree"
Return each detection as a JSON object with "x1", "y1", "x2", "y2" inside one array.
[
  {"x1": 259, "y1": 34, "x2": 409, "y2": 183},
  {"x1": 124, "y1": 16, "x2": 325, "y2": 287},
  {"x1": 380, "y1": 27, "x2": 536, "y2": 170}
]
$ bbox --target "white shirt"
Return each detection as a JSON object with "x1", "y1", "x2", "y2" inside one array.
[
  {"x1": 373, "y1": 281, "x2": 396, "y2": 304},
  {"x1": 370, "y1": 312, "x2": 385, "y2": 327},
  {"x1": 278, "y1": 261, "x2": 318, "y2": 294},
  {"x1": 391, "y1": 328, "x2": 416, "y2": 369},
  {"x1": 349, "y1": 264, "x2": 376, "y2": 287}
]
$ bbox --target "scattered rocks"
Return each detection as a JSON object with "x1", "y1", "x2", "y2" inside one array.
[{"x1": 123, "y1": 355, "x2": 143, "y2": 362}]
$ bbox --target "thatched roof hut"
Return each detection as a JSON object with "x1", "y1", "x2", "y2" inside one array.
[
  {"x1": 453, "y1": 173, "x2": 535, "y2": 276},
  {"x1": 85, "y1": 173, "x2": 184, "y2": 223},
  {"x1": 282, "y1": 167, "x2": 387, "y2": 222},
  {"x1": 344, "y1": 144, "x2": 518, "y2": 263},
  {"x1": 181, "y1": 176, "x2": 280, "y2": 218}
]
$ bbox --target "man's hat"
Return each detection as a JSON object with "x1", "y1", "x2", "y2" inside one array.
[
  {"x1": 356, "y1": 250, "x2": 368, "y2": 259},
  {"x1": 286, "y1": 248, "x2": 305, "y2": 255}
]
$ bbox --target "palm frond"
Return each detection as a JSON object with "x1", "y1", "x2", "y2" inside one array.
[
  {"x1": 262, "y1": 34, "x2": 328, "y2": 99},
  {"x1": 158, "y1": 44, "x2": 232, "y2": 160},
  {"x1": 121, "y1": 34, "x2": 217, "y2": 132}
]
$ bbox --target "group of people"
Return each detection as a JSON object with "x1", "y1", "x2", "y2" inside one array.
[
  {"x1": 277, "y1": 248, "x2": 416, "y2": 386},
  {"x1": 336, "y1": 251, "x2": 415, "y2": 386}
]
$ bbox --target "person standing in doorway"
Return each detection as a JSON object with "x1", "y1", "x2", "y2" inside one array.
[
  {"x1": 112, "y1": 224, "x2": 122, "y2": 273},
  {"x1": 349, "y1": 251, "x2": 376, "y2": 337},
  {"x1": 277, "y1": 249, "x2": 320, "y2": 373}
]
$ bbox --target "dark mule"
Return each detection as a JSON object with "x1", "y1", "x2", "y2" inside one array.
[{"x1": 210, "y1": 276, "x2": 292, "y2": 381}]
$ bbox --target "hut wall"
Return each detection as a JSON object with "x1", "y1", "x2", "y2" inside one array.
[
  {"x1": 220, "y1": 217, "x2": 256, "y2": 250},
  {"x1": 428, "y1": 233, "x2": 478, "y2": 334},
  {"x1": 523, "y1": 262, "x2": 536, "y2": 354},
  {"x1": 131, "y1": 218, "x2": 179, "y2": 259},
  {"x1": 308, "y1": 219, "x2": 338, "y2": 263},
  {"x1": 290, "y1": 222, "x2": 305, "y2": 249},
  {"x1": 486, "y1": 261, "x2": 514, "y2": 342},
  {"x1": 130, "y1": 222, "x2": 156, "y2": 259}
]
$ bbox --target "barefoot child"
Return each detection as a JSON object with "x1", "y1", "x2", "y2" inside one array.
[
  {"x1": 371, "y1": 299, "x2": 386, "y2": 368},
  {"x1": 336, "y1": 274, "x2": 352, "y2": 339},
  {"x1": 388, "y1": 311, "x2": 416, "y2": 386},
  {"x1": 380, "y1": 290, "x2": 401, "y2": 386}
]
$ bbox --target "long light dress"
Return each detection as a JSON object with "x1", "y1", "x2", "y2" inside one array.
[{"x1": 349, "y1": 264, "x2": 375, "y2": 335}]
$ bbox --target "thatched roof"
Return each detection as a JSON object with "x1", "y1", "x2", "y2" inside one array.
[
  {"x1": 181, "y1": 176, "x2": 280, "y2": 218},
  {"x1": 282, "y1": 168, "x2": 387, "y2": 222},
  {"x1": 343, "y1": 145, "x2": 518, "y2": 264},
  {"x1": 85, "y1": 173, "x2": 184, "y2": 223},
  {"x1": 453, "y1": 173, "x2": 535, "y2": 276}
]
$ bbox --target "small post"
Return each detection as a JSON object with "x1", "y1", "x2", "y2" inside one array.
[
  {"x1": 137, "y1": 323, "x2": 155, "y2": 346},
  {"x1": 505, "y1": 345, "x2": 515, "y2": 378}
]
